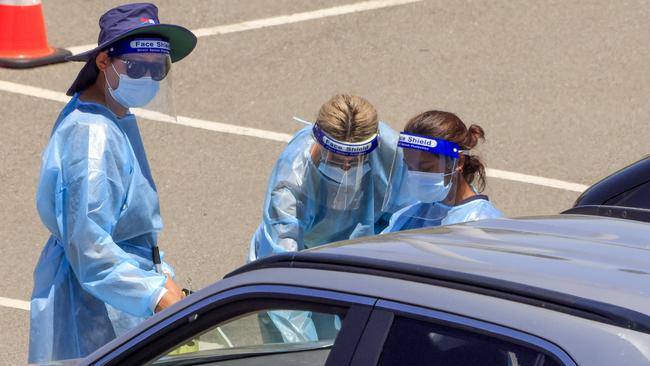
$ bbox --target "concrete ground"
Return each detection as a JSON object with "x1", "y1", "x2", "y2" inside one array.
[{"x1": 0, "y1": 0, "x2": 648, "y2": 363}]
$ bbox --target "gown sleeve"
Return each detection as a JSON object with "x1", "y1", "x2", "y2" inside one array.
[{"x1": 250, "y1": 128, "x2": 313, "y2": 260}]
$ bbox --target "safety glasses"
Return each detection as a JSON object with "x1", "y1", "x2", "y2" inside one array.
[{"x1": 117, "y1": 57, "x2": 171, "y2": 81}]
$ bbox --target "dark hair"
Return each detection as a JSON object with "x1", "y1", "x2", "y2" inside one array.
[
  {"x1": 66, "y1": 59, "x2": 100, "y2": 96},
  {"x1": 404, "y1": 110, "x2": 487, "y2": 192}
]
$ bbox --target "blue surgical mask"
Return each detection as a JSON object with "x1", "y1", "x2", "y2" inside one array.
[
  {"x1": 405, "y1": 170, "x2": 451, "y2": 203},
  {"x1": 106, "y1": 63, "x2": 160, "y2": 108}
]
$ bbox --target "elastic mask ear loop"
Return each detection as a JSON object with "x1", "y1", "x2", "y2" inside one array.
[
  {"x1": 104, "y1": 62, "x2": 120, "y2": 93},
  {"x1": 455, "y1": 154, "x2": 464, "y2": 175},
  {"x1": 444, "y1": 159, "x2": 460, "y2": 184},
  {"x1": 456, "y1": 149, "x2": 470, "y2": 175}
]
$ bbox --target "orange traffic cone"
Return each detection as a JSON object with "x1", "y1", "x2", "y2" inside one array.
[{"x1": 0, "y1": 0, "x2": 70, "y2": 68}]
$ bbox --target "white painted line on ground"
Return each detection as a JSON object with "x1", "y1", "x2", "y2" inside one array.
[
  {"x1": 65, "y1": 0, "x2": 423, "y2": 55},
  {"x1": 0, "y1": 80, "x2": 69, "y2": 104},
  {"x1": 0, "y1": 79, "x2": 587, "y2": 194},
  {"x1": 0, "y1": 296, "x2": 30, "y2": 311},
  {"x1": 486, "y1": 168, "x2": 589, "y2": 193},
  {"x1": 133, "y1": 109, "x2": 293, "y2": 143},
  {"x1": 0, "y1": 80, "x2": 293, "y2": 143},
  {"x1": 192, "y1": 0, "x2": 423, "y2": 37}
]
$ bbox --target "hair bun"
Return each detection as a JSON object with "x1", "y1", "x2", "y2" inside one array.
[{"x1": 465, "y1": 124, "x2": 485, "y2": 149}]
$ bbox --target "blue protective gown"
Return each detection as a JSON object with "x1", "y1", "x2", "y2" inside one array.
[
  {"x1": 249, "y1": 123, "x2": 399, "y2": 261},
  {"x1": 29, "y1": 94, "x2": 174, "y2": 363},
  {"x1": 382, "y1": 195, "x2": 503, "y2": 233}
]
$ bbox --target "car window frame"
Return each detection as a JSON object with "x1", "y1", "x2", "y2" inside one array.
[
  {"x1": 93, "y1": 285, "x2": 376, "y2": 366},
  {"x1": 350, "y1": 299, "x2": 577, "y2": 366}
]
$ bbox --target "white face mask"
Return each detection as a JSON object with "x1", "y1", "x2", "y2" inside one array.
[
  {"x1": 318, "y1": 162, "x2": 370, "y2": 186},
  {"x1": 318, "y1": 162, "x2": 371, "y2": 210},
  {"x1": 405, "y1": 170, "x2": 451, "y2": 203},
  {"x1": 106, "y1": 63, "x2": 160, "y2": 108}
]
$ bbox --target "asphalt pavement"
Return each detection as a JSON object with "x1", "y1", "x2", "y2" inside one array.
[{"x1": 0, "y1": 0, "x2": 648, "y2": 363}]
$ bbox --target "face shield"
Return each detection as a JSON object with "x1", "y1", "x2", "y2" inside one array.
[
  {"x1": 382, "y1": 132, "x2": 461, "y2": 229},
  {"x1": 311, "y1": 122, "x2": 378, "y2": 210},
  {"x1": 104, "y1": 37, "x2": 176, "y2": 121}
]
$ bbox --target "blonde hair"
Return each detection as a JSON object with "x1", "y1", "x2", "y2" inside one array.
[{"x1": 316, "y1": 94, "x2": 378, "y2": 142}]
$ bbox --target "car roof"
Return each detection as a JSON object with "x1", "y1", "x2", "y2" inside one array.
[{"x1": 231, "y1": 214, "x2": 650, "y2": 333}]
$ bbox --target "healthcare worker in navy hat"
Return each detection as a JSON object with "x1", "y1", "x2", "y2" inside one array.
[{"x1": 29, "y1": 3, "x2": 197, "y2": 363}]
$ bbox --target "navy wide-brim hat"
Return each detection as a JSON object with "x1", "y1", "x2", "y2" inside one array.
[{"x1": 66, "y1": 2, "x2": 197, "y2": 96}]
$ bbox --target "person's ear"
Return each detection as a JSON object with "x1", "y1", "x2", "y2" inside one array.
[
  {"x1": 457, "y1": 155, "x2": 464, "y2": 173},
  {"x1": 95, "y1": 51, "x2": 111, "y2": 72}
]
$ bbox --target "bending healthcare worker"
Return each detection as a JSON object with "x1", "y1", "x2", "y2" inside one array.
[
  {"x1": 29, "y1": 3, "x2": 197, "y2": 363},
  {"x1": 249, "y1": 94, "x2": 400, "y2": 261},
  {"x1": 382, "y1": 110, "x2": 502, "y2": 233}
]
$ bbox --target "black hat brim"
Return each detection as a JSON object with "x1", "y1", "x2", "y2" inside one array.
[{"x1": 66, "y1": 23, "x2": 197, "y2": 63}]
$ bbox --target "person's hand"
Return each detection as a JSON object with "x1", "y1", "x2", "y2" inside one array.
[{"x1": 155, "y1": 274, "x2": 185, "y2": 313}]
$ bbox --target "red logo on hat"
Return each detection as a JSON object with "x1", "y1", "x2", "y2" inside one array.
[{"x1": 140, "y1": 17, "x2": 156, "y2": 25}]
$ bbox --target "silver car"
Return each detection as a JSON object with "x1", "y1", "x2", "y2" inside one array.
[
  {"x1": 70, "y1": 158, "x2": 650, "y2": 366},
  {"x1": 69, "y1": 211, "x2": 650, "y2": 366}
]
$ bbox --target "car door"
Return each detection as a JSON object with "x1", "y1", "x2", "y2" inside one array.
[
  {"x1": 350, "y1": 300, "x2": 577, "y2": 366},
  {"x1": 91, "y1": 285, "x2": 375, "y2": 366}
]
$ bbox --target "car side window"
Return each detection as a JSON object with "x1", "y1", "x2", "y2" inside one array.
[
  {"x1": 605, "y1": 180, "x2": 650, "y2": 209},
  {"x1": 154, "y1": 309, "x2": 345, "y2": 365},
  {"x1": 147, "y1": 294, "x2": 349, "y2": 365},
  {"x1": 377, "y1": 316, "x2": 563, "y2": 366},
  {"x1": 98, "y1": 286, "x2": 374, "y2": 366}
]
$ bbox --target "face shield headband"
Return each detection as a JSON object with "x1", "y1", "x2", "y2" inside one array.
[
  {"x1": 312, "y1": 123, "x2": 379, "y2": 157},
  {"x1": 107, "y1": 37, "x2": 171, "y2": 57},
  {"x1": 398, "y1": 132, "x2": 460, "y2": 159}
]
